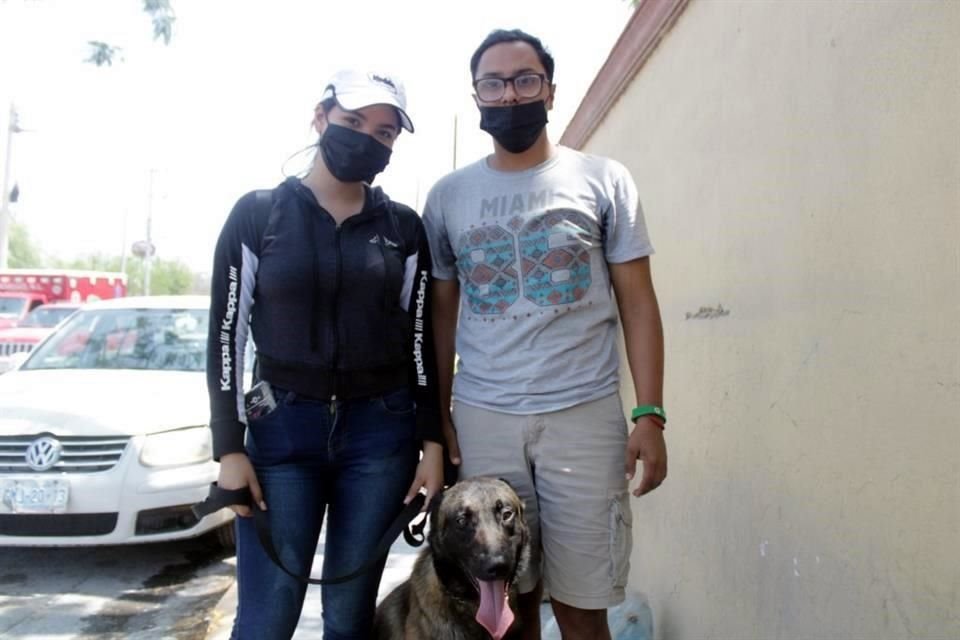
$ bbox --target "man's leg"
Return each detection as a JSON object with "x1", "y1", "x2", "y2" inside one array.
[
  {"x1": 517, "y1": 581, "x2": 544, "y2": 640},
  {"x1": 550, "y1": 599, "x2": 610, "y2": 640},
  {"x1": 532, "y1": 393, "x2": 632, "y2": 640},
  {"x1": 453, "y1": 401, "x2": 543, "y2": 636}
]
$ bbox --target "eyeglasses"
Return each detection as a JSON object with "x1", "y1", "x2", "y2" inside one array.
[{"x1": 473, "y1": 73, "x2": 546, "y2": 102}]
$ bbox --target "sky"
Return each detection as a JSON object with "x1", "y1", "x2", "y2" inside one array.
[{"x1": 0, "y1": 0, "x2": 633, "y2": 273}]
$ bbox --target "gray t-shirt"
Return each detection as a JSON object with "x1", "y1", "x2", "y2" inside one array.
[{"x1": 423, "y1": 146, "x2": 653, "y2": 414}]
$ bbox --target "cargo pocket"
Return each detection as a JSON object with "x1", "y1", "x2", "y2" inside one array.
[{"x1": 608, "y1": 490, "x2": 633, "y2": 588}]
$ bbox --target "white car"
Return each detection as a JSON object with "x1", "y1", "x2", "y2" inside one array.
[{"x1": 0, "y1": 295, "x2": 234, "y2": 548}]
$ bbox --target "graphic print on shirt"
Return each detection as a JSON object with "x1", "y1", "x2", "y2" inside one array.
[
  {"x1": 457, "y1": 208, "x2": 594, "y2": 316},
  {"x1": 519, "y1": 210, "x2": 592, "y2": 307},
  {"x1": 457, "y1": 225, "x2": 520, "y2": 315}
]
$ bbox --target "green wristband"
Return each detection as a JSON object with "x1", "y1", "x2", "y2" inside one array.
[{"x1": 631, "y1": 405, "x2": 667, "y2": 425}]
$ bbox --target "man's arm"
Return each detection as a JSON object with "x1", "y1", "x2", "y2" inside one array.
[
  {"x1": 609, "y1": 257, "x2": 667, "y2": 496},
  {"x1": 432, "y1": 277, "x2": 461, "y2": 466}
]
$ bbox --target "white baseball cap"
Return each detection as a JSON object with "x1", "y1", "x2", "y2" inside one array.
[{"x1": 320, "y1": 69, "x2": 414, "y2": 133}]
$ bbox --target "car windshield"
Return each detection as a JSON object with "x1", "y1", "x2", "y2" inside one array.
[
  {"x1": 24, "y1": 306, "x2": 209, "y2": 372},
  {"x1": 20, "y1": 306, "x2": 79, "y2": 328},
  {"x1": 0, "y1": 297, "x2": 27, "y2": 316}
]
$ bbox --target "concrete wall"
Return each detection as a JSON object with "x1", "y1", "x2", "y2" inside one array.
[{"x1": 583, "y1": 2, "x2": 959, "y2": 638}]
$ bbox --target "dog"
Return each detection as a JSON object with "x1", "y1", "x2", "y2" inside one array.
[{"x1": 373, "y1": 477, "x2": 530, "y2": 640}]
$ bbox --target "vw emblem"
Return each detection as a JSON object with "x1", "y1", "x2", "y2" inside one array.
[{"x1": 25, "y1": 436, "x2": 62, "y2": 472}]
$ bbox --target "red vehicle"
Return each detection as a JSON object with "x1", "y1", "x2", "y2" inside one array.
[
  {"x1": 0, "y1": 302, "x2": 81, "y2": 365},
  {"x1": 0, "y1": 269, "x2": 127, "y2": 330}
]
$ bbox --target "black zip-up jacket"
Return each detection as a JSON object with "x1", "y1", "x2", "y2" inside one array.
[{"x1": 206, "y1": 177, "x2": 441, "y2": 460}]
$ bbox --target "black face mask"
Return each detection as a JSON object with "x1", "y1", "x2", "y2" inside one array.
[
  {"x1": 479, "y1": 101, "x2": 549, "y2": 153},
  {"x1": 318, "y1": 124, "x2": 392, "y2": 183}
]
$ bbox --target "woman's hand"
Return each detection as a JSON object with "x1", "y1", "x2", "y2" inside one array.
[
  {"x1": 218, "y1": 452, "x2": 267, "y2": 517},
  {"x1": 404, "y1": 441, "x2": 444, "y2": 512}
]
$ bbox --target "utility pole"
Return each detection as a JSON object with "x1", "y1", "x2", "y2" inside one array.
[
  {"x1": 144, "y1": 169, "x2": 155, "y2": 295},
  {"x1": 0, "y1": 103, "x2": 22, "y2": 269},
  {"x1": 120, "y1": 207, "x2": 129, "y2": 275}
]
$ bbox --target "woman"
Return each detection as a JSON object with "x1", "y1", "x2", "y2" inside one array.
[{"x1": 205, "y1": 69, "x2": 444, "y2": 640}]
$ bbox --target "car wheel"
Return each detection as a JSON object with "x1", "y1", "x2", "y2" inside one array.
[{"x1": 204, "y1": 522, "x2": 236, "y2": 552}]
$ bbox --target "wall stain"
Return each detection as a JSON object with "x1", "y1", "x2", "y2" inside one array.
[{"x1": 686, "y1": 304, "x2": 730, "y2": 320}]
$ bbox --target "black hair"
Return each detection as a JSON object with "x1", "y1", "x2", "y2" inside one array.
[{"x1": 470, "y1": 29, "x2": 554, "y2": 82}]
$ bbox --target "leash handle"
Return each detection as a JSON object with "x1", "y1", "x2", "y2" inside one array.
[
  {"x1": 191, "y1": 484, "x2": 251, "y2": 519},
  {"x1": 192, "y1": 483, "x2": 427, "y2": 586}
]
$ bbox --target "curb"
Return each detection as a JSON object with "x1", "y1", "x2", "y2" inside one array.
[{"x1": 205, "y1": 580, "x2": 237, "y2": 640}]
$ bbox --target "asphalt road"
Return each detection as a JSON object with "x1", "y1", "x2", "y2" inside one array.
[{"x1": 0, "y1": 537, "x2": 236, "y2": 640}]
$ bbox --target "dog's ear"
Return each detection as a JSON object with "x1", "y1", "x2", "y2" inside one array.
[
  {"x1": 496, "y1": 477, "x2": 516, "y2": 493},
  {"x1": 510, "y1": 502, "x2": 532, "y2": 585},
  {"x1": 426, "y1": 488, "x2": 456, "y2": 552}
]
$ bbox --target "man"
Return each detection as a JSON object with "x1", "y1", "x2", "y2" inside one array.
[{"x1": 423, "y1": 29, "x2": 667, "y2": 640}]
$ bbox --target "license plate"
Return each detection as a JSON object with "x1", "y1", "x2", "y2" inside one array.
[{"x1": 0, "y1": 479, "x2": 70, "y2": 514}]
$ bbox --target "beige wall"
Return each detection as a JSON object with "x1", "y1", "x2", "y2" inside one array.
[{"x1": 584, "y1": 2, "x2": 959, "y2": 638}]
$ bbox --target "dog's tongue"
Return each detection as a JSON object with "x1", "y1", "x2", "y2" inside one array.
[{"x1": 476, "y1": 579, "x2": 514, "y2": 639}]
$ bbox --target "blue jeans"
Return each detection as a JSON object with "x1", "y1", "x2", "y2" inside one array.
[{"x1": 230, "y1": 385, "x2": 419, "y2": 640}]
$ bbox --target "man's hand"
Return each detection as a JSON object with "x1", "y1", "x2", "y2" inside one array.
[
  {"x1": 625, "y1": 418, "x2": 667, "y2": 497},
  {"x1": 441, "y1": 416, "x2": 461, "y2": 467},
  {"x1": 432, "y1": 278, "x2": 461, "y2": 475},
  {"x1": 218, "y1": 452, "x2": 266, "y2": 517},
  {"x1": 405, "y1": 441, "x2": 444, "y2": 512}
]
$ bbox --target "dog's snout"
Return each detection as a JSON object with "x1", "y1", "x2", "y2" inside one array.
[{"x1": 482, "y1": 556, "x2": 511, "y2": 580}]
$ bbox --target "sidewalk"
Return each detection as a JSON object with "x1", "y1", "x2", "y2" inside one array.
[{"x1": 205, "y1": 529, "x2": 421, "y2": 639}]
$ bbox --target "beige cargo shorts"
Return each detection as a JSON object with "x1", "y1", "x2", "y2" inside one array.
[{"x1": 452, "y1": 391, "x2": 633, "y2": 610}]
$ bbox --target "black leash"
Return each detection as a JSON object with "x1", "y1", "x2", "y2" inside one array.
[{"x1": 192, "y1": 483, "x2": 429, "y2": 585}]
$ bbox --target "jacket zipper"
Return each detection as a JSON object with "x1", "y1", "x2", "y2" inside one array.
[{"x1": 330, "y1": 224, "x2": 343, "y2": 415}]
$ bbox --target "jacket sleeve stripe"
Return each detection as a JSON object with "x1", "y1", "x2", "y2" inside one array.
[
  {"x1": 233, "y1": 243, "x2": 259, "y2": 424},
  {"x1": 399, "y1": 252, "x2": 418, "y2": 312}
]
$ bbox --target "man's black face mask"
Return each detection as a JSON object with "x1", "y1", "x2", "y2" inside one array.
[
  {"x1": 318, "y1": 123, "x2": 392, "y2": 183},
  {"x1": 478, "y1": 101, "x2": 549, "y2": 154}
]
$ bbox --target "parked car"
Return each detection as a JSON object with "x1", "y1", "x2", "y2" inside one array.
[
  {"x1": 0, "y1": 302, "x2": 81, "y2": 373},
  {"x1": 16, "y1": 301, "x2": 81, "y2": 328},
  {"x1": 0, "y1": 295, "x2": 234, "y2": 548}
]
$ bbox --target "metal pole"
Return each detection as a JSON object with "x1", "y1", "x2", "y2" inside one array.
[
  {"x1": 144, "y1": 169, "x2": 154, "y2": 295},
  {"x1": 0, "y1": 103, "x2": 18, "y2": 269},
  {"x1": 119, "y1": 207, "x2": 129, "y2": 275}
]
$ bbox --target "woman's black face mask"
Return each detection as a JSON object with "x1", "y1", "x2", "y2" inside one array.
[
  {"x1": 318, "y1": 124, "x2": 392, "y2": 183},
  {"x1": 478, "y1": 101, "x2": 549, "y2": 154}
]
